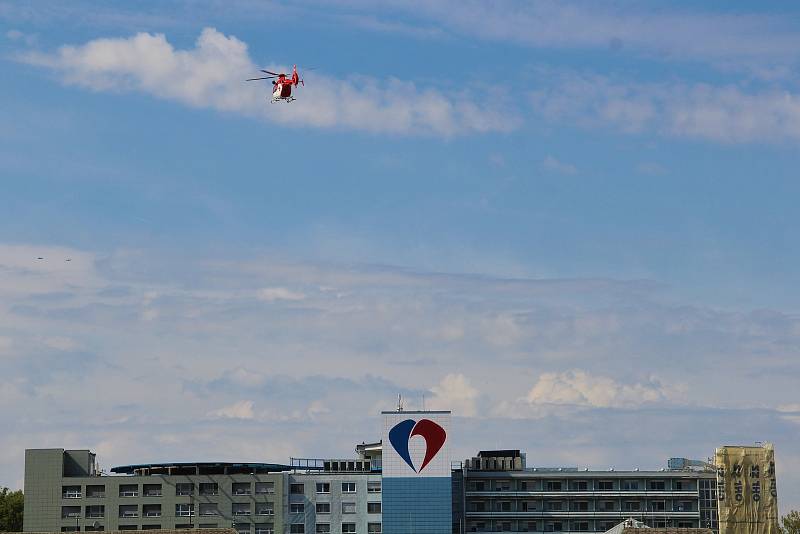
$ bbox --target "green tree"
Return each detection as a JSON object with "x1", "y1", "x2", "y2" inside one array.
[
  {"x1": 0, "y1": 487, "x2": 23, "y2": 532},
  {"x1": 782, "y1": 510, "x2": 800, "y2": 534}
]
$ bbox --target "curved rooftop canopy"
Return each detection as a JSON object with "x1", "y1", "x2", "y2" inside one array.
[{"x1": 110, "y1": 461, "x2": 293, "y2": 475}]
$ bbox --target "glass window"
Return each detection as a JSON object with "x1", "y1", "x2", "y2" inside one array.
[
  {"x1": 199, "y1": 483, "x2": 219, "y2": 496},
  {"x1": 62, "y1": 506, "x2": 81, "y2": 518},
  {"x1": 341, "y1": 482, "x2": 356, "y2": 493},
  {"x1": 622, "y1": 480, "x2": 640, "y2": 491},
  {"x1": 233, "y1": 482, "x2": 252, "y2": 495},
  {"x1": 235, "y1": 523, "x2": 251, "y2": 534},
  {"x1": 86, "y1": 485, "x2": 105, "y2": 498},
  {"x1": 86, "y1": 505, "x2": 105, "y2": 518},
  {"x1": 257, "y1": 503, "x2": 275, "y2": 516},
  {"x1": 85, "y1": 525, "x2": 104, "y2": 532},
  {"x1": 143, "y1": 484, "x2": 162, "y2": 497},
  {"x1": 342, "y1": 502, "x2": 356, "y2": 514},
  {"x1": 142, "y1": 504, "x2": 161, "y2": 518},
  {"x1": 316, "y1": 525, "x2": 330, "y2": 534},
  {"x1": 63, "y1": 486, "x2": 82, "y2": 499},
  {"x1": 255, "y1": 524, "x2": 274, "y2": 534},
  {"x1": 570, "y1": 481, "x2": 588, "y2": 491},
  {"x1": 650, "y1": 480, "x2": 665, "y2": 490},
  {"x1": 367, "y1": 502, "x2": 381, "y2": 514},
  {"x1": 141, "y1": 526, "x2": 161, "y2": 531},
  {"x1": 290, "y1": 483, "x2": 304, "y2": 494},
  {"x1": 199, "y1": 525, "x2": 219, "y2": 530},
  {"x1": 290, "y1": 525, "x2": 305, "y2": 534},
  {"x1": 368, "y1": 524, "x2": 381, "y2": 534},
  {"x1": 118, "y1": 505, "x2": 138, "y2": 518},
  {"x1": 316, "y1": 503, "x2": 331, "y2": 514},
  {"x1": 119, "y1": 484, "x2": 138, "y2": 497},
  {"x1": 117, "y1": 526, "x2": 137, "y2": 531},
  {"x1": 546, "y1": 481, "x2": 562, "y2": 491},
  {"x1": 316, "y1": 483, "x2": 330, "y2": 494},
  {"x1": 233, "y1": 503, "x2": 252, "y2": 516},
  {"x1": 175, "y1": 504, "x2": 194, "y2": 517},
  {"x1": 256, "y1": 482, "x2": 275, "y2": 494},
  {"x1": 199, "y1": 503, "x2": 219, "y2": 516},
  {"x1": 598, "y1": 481, "x2": 613, "y2": 491},
  {"x1": 367, "y1": 481, "x2": 381, "y2": 493},
  {"x1": 291, "y1": 503, "x2": 305, "y2": 514},
  {"x1": 342, "y1": 523, "x2": 356, "y2": 534},
  {"x1": 175, "y1": 483, "x2": 194, "y2": 496}
]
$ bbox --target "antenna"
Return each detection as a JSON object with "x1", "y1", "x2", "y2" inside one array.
[
  {"x1": 422, "y1": 393, "x2": 426, "y2": 411},
  {"x1": 397, "y1": 394, "x2": 404, "y2": 412}
]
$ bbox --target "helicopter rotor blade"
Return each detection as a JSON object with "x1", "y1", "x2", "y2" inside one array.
[
  {"x1": 260, "y1": 69, "x2": 282, "y2": 76},
  {"x1": 246, "y1": 76, "x2": 278, "y2": 81}
]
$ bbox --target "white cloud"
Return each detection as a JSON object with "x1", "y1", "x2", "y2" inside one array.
[
  {"x1": 525, "y1": 370, "x2": 678, "y2": 409},
  {"x1": 429, "y1": 373, "x2": 478, "y2": 416},
  {"x1": 207, "y1": 400, "x2": 255, "y2": 420},
  {"x1": 21, "y1": 27, "x2": 517, "y2": 137},
  {"x1": 542, "y1": 155, "x2": 577, "y2": 175},
  {"x1": 530, "y1": 72, "x2": 800, "y2": 143},
  {"x1": 257, "y1": 287, "x2": 306, "y2": 302}
]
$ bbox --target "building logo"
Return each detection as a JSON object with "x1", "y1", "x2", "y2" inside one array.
[{"x1": 388, "y1": 418, "x2": 447, "y2": 473}]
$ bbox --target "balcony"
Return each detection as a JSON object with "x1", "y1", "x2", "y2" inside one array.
[
  {"x1": 63, "y1": 491, "x2": 82, "y2": 499},
  {"x1": 145, "y1": 512, "x2": 162, "y2": 518}
]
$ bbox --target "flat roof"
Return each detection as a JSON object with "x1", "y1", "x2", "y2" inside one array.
[{"x1": 110, "y1": 462, "x2": 293, "y2": 474}]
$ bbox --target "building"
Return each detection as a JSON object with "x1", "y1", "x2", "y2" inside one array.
[
  {"x1": 23, "y1": 412, "x2": 719, "y2": 534},
  {"x1": 453, "y1": 450, "x2": 717, "y2": 534}
]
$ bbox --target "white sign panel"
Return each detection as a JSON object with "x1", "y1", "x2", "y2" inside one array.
[{"x1": 382, "y1": 411, "x2": 451, "y2": 478}]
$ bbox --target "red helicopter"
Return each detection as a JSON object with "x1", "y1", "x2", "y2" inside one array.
[{"x1": 246, "y1": 65, "x2": 306, "y2": 103}]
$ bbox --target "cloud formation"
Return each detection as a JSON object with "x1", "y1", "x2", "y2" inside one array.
[
  {"x1": 524, "y1": 370, "x2": 677, "y2": 408},
  {"x1": 22, "y1": 27, "x2": 517, "y2": 136},
  {"x1": 531, "y1": 71, "x2": 800, "y2": 143}
]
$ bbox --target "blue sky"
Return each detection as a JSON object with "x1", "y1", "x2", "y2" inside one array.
[{"x1": 1, "y1": 0, "x2": 800, "y2": 512}]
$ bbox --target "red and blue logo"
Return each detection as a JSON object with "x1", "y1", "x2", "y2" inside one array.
[{"x1": 388, "y1": 418, "x2": 447, "y2": 473}]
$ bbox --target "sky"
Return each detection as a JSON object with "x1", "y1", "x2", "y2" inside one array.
[{"x1": 1, "y1": 0, "x2": 800, "y2": 512}]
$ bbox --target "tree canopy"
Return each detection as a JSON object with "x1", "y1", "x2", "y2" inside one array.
[
  {"x1": 782, "y1": 510, "x2": 800, "y2": 534},
  {"x1": 0, "y1": 487, "x2": 23, "y2": 532}
]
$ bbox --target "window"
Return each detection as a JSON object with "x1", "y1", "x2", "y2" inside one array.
[
  {"x1": 677, "y1": 522, "x2": 694, "y2": 529},
  {"x1": 117, "y1": 526, "x2": 137, "y2": 531},
  {"x1": 525, "y1": 522, "x2": 538, "y2": 532},
  {"x1": 342, "y1": 502, "x2": 356, "y2": 514},
  {"x1": 175, "y1": 483, "x2": 194, "y2": 496},
  {"x1": 522, "y1": 501, "x2": 537, "y2": 512},
  {"x1": 546, "y1": 501, "x2": 563, "y2": 512},
  {"x1": 497, "y1": 501, "x2": 511, "y2": 512},
  {"x1": 290, "y1": 502, "x2": 305, "y2": 514},
  {"x1": 62, "y1": 506, "x2": 81, "y2": 518},
  {"x1": 651, "y1": 501, "x2": 666, "y2": 512},
  {"x1": 119, "y1": 484, "x2": 138, "y2": 497},
  {"x1": 367, "y1": 481, "x2": 381, "y2": 493},
  {"x1": 622, "y1": 480, "x2": 640, "y2": 491},
  {"x1": 141, "y1": 526, "x2": 161, "y2": 531},
  {"x1": 143, "y1": 504, "x2": 161, "y2": 518},
  {"x1": 570, "y1": 481, "x2": 588, "y2": 491},
  {"x1": 86, "y1": 505, "x2": 105, "y2": 519},
  {"x1": 495, "y1": 481, "x2": 511, "y2": 491},
  {"x1": 519, "y1": 481, "x2": 528, "y2": 491},
  {"x1": 235, "y1": 523, "x2": 252, "y2": 534},
  {"x1": 316, "y1": 483, "x2": 330, "y2": 494},
  {"x1": 233, "y1": 503, "x2": 252, "y2": 516},
  {"x1": 85, "y1": 525, "x2": 104, "y2": 532},
  {"x1": 499, "y1": 522, "x2": 512, "y2": 532},
  {"x1": 571, "y1": 522, "x2": 589, "y2": 532},
  {"x1": 675, "y1": 481, "x2": 685, "y2": 491},
  {"x1": 199, "y1": 483, "x2": 219, "y2": 496},
  {"x1": 624, "y1": 501, "x2": 641, "y2": 512},
  {"x1": 290, "y1": 525, "x2": 305, "y2": 534},
  {"x1": 598, "y1": 481, "x2": 613, "y2": 491},
  {"x1": 118, "y1": 505, "x2": 138, "y2": 518},
  {"x1": 570, "y1": 501, "x2": 588, "y2": 512},
  {"x1": 61, "y1": 528, "x2": 79, "y2": 532},
  {"x1": 175, "y1": 504, "x2": 194, "y2": 517},
  {"x1": 256, "y1": 482, "x2": 275, "y2": 494},
  {"x1": 200, "y1": 525, "x2": 219, "y2": 530},
  {"x1": 316, "y1": 525, "x2": 331, "y2": 534},
  {"x1": 143, "y1": 484, "x2": 162, "y2": 497},
  {"x1": 63, "y1": 485, "x2": 82, "y2": 499},
  {"x1": 469, "y1": 481, "x2": 485, "y2": 491},
  {"x1": 255, "y1": 524, "x2": 274, "y2": 534},
  {"x1": 233, "y1": 482, "x2": 252, "y2": 495},
  {"x1": 290, "y1": 483, "x2": 305, "y2": 494},
  {"x1": 650, "y1": 480, "x2": 665, "y2": 491},
  {"x1": 316, "y1": 503, "x2": 331, "y2": 514},
  {"x1": 257, "y1": 503, "x2": 275, "y2": 516},
  {"x1": 597, "y1": 522, "x2": 616, "y2": 532},
  {"x1": 199, "y1": 503, "x2": 219, "y2": 516},
  {"x1": 546, "y1": 481, "x2": 562, "y2": 491},
  {"x1": 86, "y1": 485, "x2": 105, "y2": 498},
  {"x1": 342, "y1": 482, "x2": 357, "y2": 493},
  {"x1": 368, "y1": 523, "x2": 381, "y2": 534},
  {"x1": 175, "y1": 525, "x2": 193, "y2": 530},
  {"x1": 367, "y1": 502, "x2": 381, "y2": 514},
  {"x1": 676, "y1": 501, "x2": 693, "y2": 512},
  {"x1": 599, "y1": 501, "x2": 615, "y2": 512},
  {"x1": 545, "y1": 522, "x2": 563, "y2": 532},
  {"x1": 342, "y1": 523, "x2": 356, "y2": 534}
]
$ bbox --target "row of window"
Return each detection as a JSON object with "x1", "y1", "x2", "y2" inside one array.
[
  {"x1": 292, "y1": 502, "x2": 381, "y2": 514},
  {"x1": 467, "y1": 480, "x2": 693, "y2": 492},
  {"x1": 467, "y1": 499, "x2": 696, "y2": 512},
  {"x1": 60, "y1": 524, "x2": 275, "y2": 533},
  {"x1": 466, "y1": 519, "x2": 698, "y2": 532},
  {"x1": 61, "y1": 503, "x2": 275, "y2": 519},
  {"x1": 291, "y1": 482, "x2": 381, "y2": 494},
  {"x1": 62, "y1": 483, "x2": 275, "y2": 499},
  {"x1": 290, "y1": 523, "x2": 381, "y2": 534}
]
